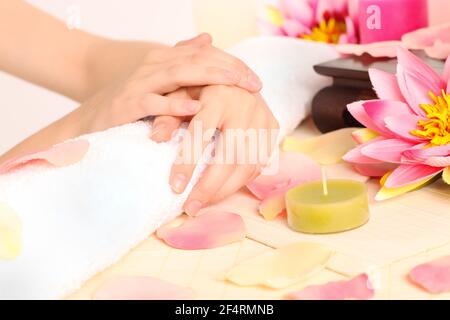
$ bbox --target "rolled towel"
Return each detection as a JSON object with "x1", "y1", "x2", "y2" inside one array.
[{"x1": 0, "y1": 37, "x2": 338, "y2": 299}]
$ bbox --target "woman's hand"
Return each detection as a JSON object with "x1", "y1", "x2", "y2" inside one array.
[
  {"x1": 151, "y1": 85, "x2": 280, "y2": 216},
  {"x1": 0, "y1": 34, "x2": 262, "y2": 164},
  {"x1": 76, "y1": 34, "x2": 262, "y2": 135}
]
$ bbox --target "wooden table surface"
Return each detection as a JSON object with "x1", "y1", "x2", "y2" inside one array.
[{"x1": 69, "y1": 119, "x2": 450, "y2": 300}]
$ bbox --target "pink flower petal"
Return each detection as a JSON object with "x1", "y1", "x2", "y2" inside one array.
[
  {"x1": 282, "y1": 18, "x2": 309, "y2": 37},
  {"x1": 336, "y1": 41, "x2": 401, "y2": 58},
  {"x1": 443, "y1": 56, "x2": 450, "y2": 84},
  {"x1": 409, "y1": 256, "x2": 450, "y2": 294},
  {"x1": 286, "y1": 274, "x2": 374, "y2": 300},
  {"x1": 396, "y1": 48, "x2": 445, "y2": 116},
  {"x1": 0, "y1": 140, "x2": 89, "y2": 175},
  {"x1": 343, "y1": 139, "x2": 386, "y2": 165},
  {"x1": 280, "y1": 0, "x2": 313, "y2": 27},
  {"x1": 384, "y1": 114, "x2": 426, "y2": 143},
  {"x1": 363, "y1": 100, "x2": 412, "y2": 137},
  {"x1": 347, "y1": 101, "x2": 383, "y2": 135},
  {"x1": 258, "y1": 19, "x2": 284, "y2": 36},
  {"x1": 246, "y1": 152, "x2": 320, "y2": 200},
  {"x1": 93, "y1": 276, "x2": 195, "y2": 300},
  {"x1": 368, "y1": 68, "x2": 405, "y2": 102},
  {"x1": 352, "y1": 163, "x2": 397, "y2": 178},
  {"x1": 361, "y1": 138, "x2": 416, "y2": 163},
  {"x1": 402, "y1": 145, "x2": 450, "y2": 168},
  {"x1": 156, "y1": 211, "x2": 246, "y2": 250},
  {"x1": 384, "y1": 164, "x2": 444, "y2": 188}
]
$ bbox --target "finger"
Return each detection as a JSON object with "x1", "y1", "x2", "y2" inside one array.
[
  {"x1": 212, "y1": 102, "x2": 269, "y2": 202},
  {"x1": 175, "y1": 33, "x2": 212, "y2": 47},
  {"x1": 200, "y1": 46, "x2": 262, "y2": 92},
  {"x1": 132, "y1": 93, "x2": 201, "y2": 121},
  {"x1": 183, "y1": 134, "x2": 236, "y2": 216},
  {"x1": 169, "y1": 108, "x2": 221, "y2": 196},
  {"x1": 211, "y1": 164, "x2": 260, "y2": 203},
  {"x1": 151, "y1": 89, "x2": 191, "y2": 142},
  {"x1": 147, "y1": 64, "x2": 242, "y2": 94}
]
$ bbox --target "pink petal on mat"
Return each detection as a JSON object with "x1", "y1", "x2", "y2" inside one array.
[
  {"x1": 93, "y1": 276, "x2": 195, "y2": 300},
  {"x1": 336, "y1": 41, "x2": 401, "y2": 58},
  {"x1": 247, "y1": 152, "x2": 320, "y2": 200},
  {"x1": 258, "y1": 193, "x2": 285, "y2": 221},
  {"x1": 156, "y1": 211, "x2": 246, "y2": 250},
  {"x1": 0, "y1": 140, "x2": 89, "y2": 174},
  {"x1": 361, "y1": 139, "x2": 416, "y2": 163},
  {"x1": 368, "y1": 68, "x2": 405, "y2": 102},
  {"x1": 384, "y1": 164, "x2": 443, "y2": 188},
  {"x1": 286, "y1": 274, "x2": 374, "y2": 300},
  {"x1": 384, "y1": 114, "x2": 426, "y2": 143},
  {"x1": 409, "y1": 256, "x2": 450, "y2": 294}
]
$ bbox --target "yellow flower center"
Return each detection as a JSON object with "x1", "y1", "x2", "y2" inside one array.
[
  {"x1": 410, "y1": 90, "x2": 450, "y2": 146},
  {"x1": 302, "y1": 18, "x2": 347, "y2": 44}
]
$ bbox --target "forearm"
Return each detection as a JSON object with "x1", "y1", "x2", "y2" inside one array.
[
  {"x1": 0, "y1": 107, "x2": 85, "y2": 164},
  {"x1": 0, "y1": 1, "x2": 168, "y2": 102}
]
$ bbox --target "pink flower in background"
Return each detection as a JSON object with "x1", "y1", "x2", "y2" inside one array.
[
  {"x1": 343, "y1": 48, "x2": 450, "y2": 200},
  {"x1": 260, "y1": 0, "x2": 358, "y2": 44}
]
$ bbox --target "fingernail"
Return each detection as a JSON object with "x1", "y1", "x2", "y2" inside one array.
[
  {"x1": 185, "y1": 200, "x2": 202, "y2": 216},
  {"x1": 225, "y1": 71, "x2": 240, "y2": 82},
  {"x1": 185, "y1": 101, "x2": 201, "y2": 113},
  {"x1": 247, "y1": 73, "x2": 262, "y2": 89},
  {"x1": 171, "y1": 173, "x2": 187, "y2": 193}
]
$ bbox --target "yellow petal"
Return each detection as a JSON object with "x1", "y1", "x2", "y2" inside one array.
[
  {"x1": 258, "y1": 194, "x2": 285, "y2": 221},
  {"x1": 265, "y1": 5, "x2": 284, "y2": 27},
  {"x1": 225, "y1": 242, "x2": 332, "y2": 289},
  {"x1": 352, "y1": 128, "x2": 379, "y2": 144},
  {"x1": 443, "y1": 167, "x2": 450, "y2": 185},
  {"x1": 0, "y1": 202, "x2": 22, "y2": 260},
  {"x1": 282, "y1": 128, "x2": 357, "y2": 165},
  {"x1": 376, "y1": 174, "x2": 435, "y2": 201}
]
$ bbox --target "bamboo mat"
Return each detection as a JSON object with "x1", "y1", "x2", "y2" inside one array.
[{"x1": 69, "y1": 119, "x2": 450, "y2": 300}]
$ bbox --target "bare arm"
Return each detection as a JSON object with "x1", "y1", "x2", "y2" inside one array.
[{"x1": 0, "y1": 0, "x2": 167, "y2": 101}]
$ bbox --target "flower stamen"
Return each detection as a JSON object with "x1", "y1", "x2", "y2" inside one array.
[
  {"x1": 410, "y1": 90, "x2": 450, "y2": 146},
  {"x1": 302, "y1": 17, "x2": 347, "y2": 44}
]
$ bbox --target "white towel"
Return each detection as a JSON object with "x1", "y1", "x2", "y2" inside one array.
[{"x1": 0, "y1": 37, "x2": 339, "y2": 299}]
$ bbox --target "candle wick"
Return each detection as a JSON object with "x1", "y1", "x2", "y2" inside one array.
[{"x1": 321, "y1": 166, "x2": 328, "y2": 196}]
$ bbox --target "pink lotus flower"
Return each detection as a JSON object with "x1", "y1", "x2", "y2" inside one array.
[
  {"x1": 260, "y1": 0, "x2": 358, "y2": 44},
  {"x1": 343, "y1": 48, "x2": 450, "y2": 200}
]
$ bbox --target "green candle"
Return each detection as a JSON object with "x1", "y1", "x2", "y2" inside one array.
[{"x1": 286, "y1": 180, "x2": 369, "y2": 234}]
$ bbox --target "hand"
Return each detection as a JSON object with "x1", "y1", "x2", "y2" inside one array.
[
  {"x1": 75, "y1": 34, "x2": 262, "y2": 136},
  {"x1": 151, "y1": 85, "x2": 280, "y2": 216}
]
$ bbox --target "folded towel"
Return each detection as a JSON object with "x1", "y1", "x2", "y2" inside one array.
[{"x1": 0, "y1": 37, "x2": 338, "y2": 299}]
